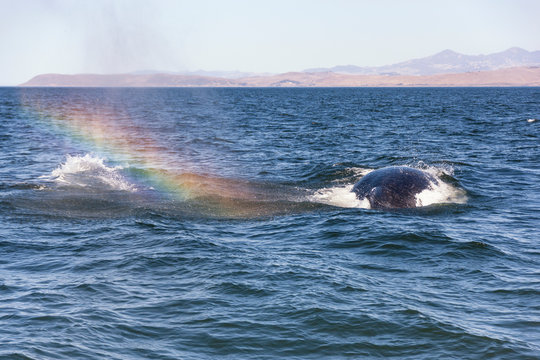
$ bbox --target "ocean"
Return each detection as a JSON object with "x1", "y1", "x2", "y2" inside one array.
[{"x1": 0, "y1": 87, "x2": 538, "y2": 359}]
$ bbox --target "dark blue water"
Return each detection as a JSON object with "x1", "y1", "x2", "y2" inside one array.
[{"x1": 1, "y1": 87, "x2": 539, "y2": 359}]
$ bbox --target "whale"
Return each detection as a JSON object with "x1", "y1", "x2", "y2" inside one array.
[{"x1": 352, "y1": 166, "x2": 438, "y2": 209}]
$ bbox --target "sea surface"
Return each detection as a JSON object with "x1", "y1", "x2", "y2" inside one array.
[{"x1": 0, "y1": 87, "x2": 539, "y2": 359}]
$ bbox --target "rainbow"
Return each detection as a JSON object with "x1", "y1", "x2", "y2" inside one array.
[{"x1": 20, "y1": 92, "x2": 268, "y2": 217}]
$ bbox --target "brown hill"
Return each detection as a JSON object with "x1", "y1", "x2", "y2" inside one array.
[{"x1": 20, "y1": 67, "x2": 540, "y2": 87}]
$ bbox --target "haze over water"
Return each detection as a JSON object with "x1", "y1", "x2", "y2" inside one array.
[{"x1": 0, "y1": 87, "x2": 539, "y2": 358}]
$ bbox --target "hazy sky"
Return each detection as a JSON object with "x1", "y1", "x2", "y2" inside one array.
[{"x1": 1, "y1": 0, "x2": 539, "y2": 85}]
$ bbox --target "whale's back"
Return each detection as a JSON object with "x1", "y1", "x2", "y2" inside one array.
[{"x1": 352, "y1": 167, "x2": 437, "y2": 209}]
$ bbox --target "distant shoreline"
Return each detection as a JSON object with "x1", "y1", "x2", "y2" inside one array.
[
  {"x1": 18, "y1": 67, "x2": 540, "y2": 88},
  {"x1": 13, "y1": 85, "x2": 540, "y2": 89}
]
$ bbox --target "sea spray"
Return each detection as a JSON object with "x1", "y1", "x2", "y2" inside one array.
[{"x1": 49, "y1": 154, "x2": 136, "y2": 191}]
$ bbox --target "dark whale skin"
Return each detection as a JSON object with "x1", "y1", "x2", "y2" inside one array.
[{"x1": 352, "y1": 166, "x2": 438, "y2": 209}]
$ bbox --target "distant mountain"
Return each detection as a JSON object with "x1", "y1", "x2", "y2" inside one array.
[
  {"x1": 304, "y1": 47, "x2": 540, "y2": 76},
  {"x1": 20, "y1": 67, "x2": 540, "y2": 87}
]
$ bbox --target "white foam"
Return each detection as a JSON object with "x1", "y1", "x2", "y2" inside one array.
[
  {"x1": 414, "y1": 165, "x2": 467, "y2": 207},
  {"x1": 415, "y1": 178, "x2": 467, "y2": 207},
  {"x1": 49, "y1": 154, "x2": 136, "y2": 191},
  {"x1": 310, "y1": 185, "x2": 371, "y2": 209}
]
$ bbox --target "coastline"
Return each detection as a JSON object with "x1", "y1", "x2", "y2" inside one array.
[{"x1": 18, "y1": 66, "x2": 540, "y2": 88}]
